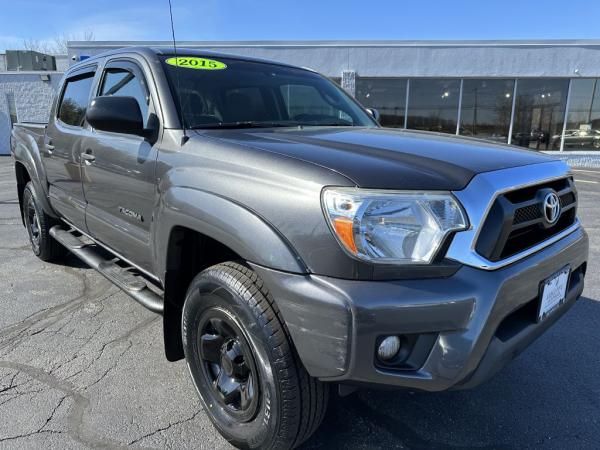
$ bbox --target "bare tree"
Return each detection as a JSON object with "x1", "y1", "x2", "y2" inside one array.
[
  {"x1": 21, "y1": 30, "x2": 95, "y2": 55},
  {"x1": 22, "y1": 38, "x2": 54, "y2": 54},
  {"x1": 53, "y1": 30, "x2": 95, "y2": 54}
]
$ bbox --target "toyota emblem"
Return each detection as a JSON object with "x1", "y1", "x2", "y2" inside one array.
[{"x1": 543, "y1": 192, "x2": 561, "y2": 224}]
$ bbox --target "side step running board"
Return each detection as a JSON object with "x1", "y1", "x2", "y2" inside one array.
[{"x1": 50, "y1": 226, "x2": 164, "y2": 315}]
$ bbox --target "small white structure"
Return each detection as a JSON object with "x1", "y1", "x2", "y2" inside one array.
[
  {"x1": 0, "y1": 52, "x2": 67, "y2": 155},
  {"x1": 0, "y1": 71, "x2": 62, "y2": 155}
]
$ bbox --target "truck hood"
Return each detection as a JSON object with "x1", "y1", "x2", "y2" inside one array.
[{"x1": 200, "y1": 127, "x2": 557, "y2": 190}]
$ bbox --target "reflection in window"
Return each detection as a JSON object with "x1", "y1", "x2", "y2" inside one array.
[
  {"x1": 460, "y1": 79, "x2": 514, "y2": 143},
  {"x1": 511, "y1": 79, "x2": 568, "y2": 151},
  {"x1": 564, "y1": 79, "x2": 600, "y2": 151},
  {"x1": 407, "y1": 79, "x2": 460, "y2": 134},
  {"x1": 58, "y1": 73, "x2": 95, "y2": 127},
  {"x1": 282, "y1": 84, "x2": 334, "y2": 120},
  {"x1": 355, "y1": 78, "x2": 407, "y2": 127}
]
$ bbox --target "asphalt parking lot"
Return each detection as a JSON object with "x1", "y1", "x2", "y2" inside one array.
[{"x1": 0, "y1": 156, "x2": 598, "y2": 449}]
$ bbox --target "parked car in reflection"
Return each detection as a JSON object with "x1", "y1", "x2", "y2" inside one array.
[
  {"x1": 459, "y1": 128, "x2": 508, "y2": 143},
  {"x1": 513, "y1": 129, "x2": 549, "y2": 148},
  {"x1": 551, "y1": 129, "x2": 600, "y2": 149}
]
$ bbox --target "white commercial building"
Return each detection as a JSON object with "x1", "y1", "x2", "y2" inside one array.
[{"x1": 3, "y1": 40, "x2": 600, "y2": 165}]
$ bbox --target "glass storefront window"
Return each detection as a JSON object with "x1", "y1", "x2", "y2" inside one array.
[
  {"x1": 511, "y1": 79, "x2": 569, "y2": 150},
  {"x1": 348, "y1": 75, "x2": 600, "y2": 151},
  {"x1": 406, "y1": 79, "x2": 460, "y2": 134},
  {"x1": 564, "y1": 79, "x2": 600, "y2": 151},
  {"x1": 355, "y1": 78, "x2": 407, "y2": 127},
  {"x1": 459, "y1": 79, "x2": 514, "y2": 143}
]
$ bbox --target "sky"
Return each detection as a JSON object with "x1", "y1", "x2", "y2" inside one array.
[{"x1": 1, "y1": 0, "x2": 600, "y2": 52}]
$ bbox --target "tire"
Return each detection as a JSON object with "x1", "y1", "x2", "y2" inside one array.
[
  {"x1": 22, "y1": 182, "x2": 65, "y2": 262},
  {"x1": 182, "y1": 262, "x2": 328, "y2": 450}
]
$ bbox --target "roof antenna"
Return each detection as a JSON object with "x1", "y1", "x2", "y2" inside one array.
[{"x1": 168, "y1": 0, "x2": 189, "y2": 145}]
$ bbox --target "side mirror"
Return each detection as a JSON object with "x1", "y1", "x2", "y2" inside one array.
[
  {"x1": 366, "y1": 107, "x2": 380, "y2": 123},
  {"x1": 87, "y1": 96, "x2": 146, "y2": 137}
]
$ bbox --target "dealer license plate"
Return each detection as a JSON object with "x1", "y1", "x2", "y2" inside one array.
[{"x1": 538, "y1": 266, "x2": 570, "y2": 321}]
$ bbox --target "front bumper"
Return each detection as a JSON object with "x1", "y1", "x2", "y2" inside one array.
[{"x1": 251, "y1": 226, "x2": 588, "y2": 392}]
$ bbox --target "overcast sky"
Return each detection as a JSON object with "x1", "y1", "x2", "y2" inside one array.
[{"x1": 1, "y1": 0, "x2": 600, "y2": 52}]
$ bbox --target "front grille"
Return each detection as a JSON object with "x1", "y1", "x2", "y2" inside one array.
[
  {"x1": 513, "y1": 204, "x2": 542, "y2": 224},
  {"x1": 475, "y1": 177, "x2": 577, "y2": 262},
  {"x1": 559, "y1": 192, "x2": 576, "y2": 208},
  {"x1": 512, "y1": 191, "x2": 575, "y2": 225}
]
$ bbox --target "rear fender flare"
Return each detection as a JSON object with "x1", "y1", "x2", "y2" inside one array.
[{"x1": 12, "y1": 130, "x2": 58, "y2": 220}]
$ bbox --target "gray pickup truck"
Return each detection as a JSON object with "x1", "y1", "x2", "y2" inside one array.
[{"x1": 11, "y1": 47, "x2": 588, "y2": 449}]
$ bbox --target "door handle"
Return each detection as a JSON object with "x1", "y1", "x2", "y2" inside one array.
[{"x1": 81, "y1": 151, "x2": 96, "y2": 164}]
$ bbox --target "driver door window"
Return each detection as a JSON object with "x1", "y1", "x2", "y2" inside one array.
[{"x1": 100, "y1": 68, "x2": 150, "y2": 126}]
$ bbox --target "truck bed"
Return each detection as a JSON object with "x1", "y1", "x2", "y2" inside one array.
[{"x1": 11, "y1": 122, "x2": 47, "y2": 155}]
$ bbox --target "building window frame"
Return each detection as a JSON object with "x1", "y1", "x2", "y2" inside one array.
[
  {"x1": 455, "y1": 79, "x2": 464, "y2": 135},
  {"x1": 404, "y1": 79, "x2": 410, "y2": 129},
  {"x1": 506, "y1": 80, "x2": 518, "y2": 145},
  {"x1": 559, "y1": 79, "x2": 573, "y2": 152}
]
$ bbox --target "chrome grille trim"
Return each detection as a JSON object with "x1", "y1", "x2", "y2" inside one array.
[{"x1": 447, "y1": 161, "x2": 581, "y2": 270}]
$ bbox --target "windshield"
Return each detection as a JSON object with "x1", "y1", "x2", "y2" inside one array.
[{"x1": 160, "y1": 55, "x2": 377, "y2": 129}]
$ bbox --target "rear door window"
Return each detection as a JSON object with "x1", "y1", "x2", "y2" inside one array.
[{"x1": 58, "y1": 72, "x2": 95, "y2": 127}]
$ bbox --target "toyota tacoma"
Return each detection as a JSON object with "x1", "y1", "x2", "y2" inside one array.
[{"x1": 11, "y1": 47, "x2": 588, "y2": 449}]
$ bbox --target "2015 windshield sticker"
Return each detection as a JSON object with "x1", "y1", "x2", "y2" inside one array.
[{"x1": 165, "y1": 57, "x2": 227, "y2": 70}]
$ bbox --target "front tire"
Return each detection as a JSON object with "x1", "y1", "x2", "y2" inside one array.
[
  {"x1": 182, "y1": 262, "x2": 328, "y2": 450},
  {"x1": 22, "y1": 182, "x2": 65, "y2": 262}
]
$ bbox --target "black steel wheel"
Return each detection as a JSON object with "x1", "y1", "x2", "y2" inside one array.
[
  {"x1": 22, "y1": 182, "x2": 65, "y2": 262},
  {"x1": 197, "y1": 307, "x2": 260, "y2": 422},
  {"x1": 182, "y1": 262, "x2": 329, "y2": 450}
]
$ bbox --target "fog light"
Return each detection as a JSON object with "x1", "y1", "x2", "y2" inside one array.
[{"x1": 377, "y1": 336, "x2": 401, "y2": 361}]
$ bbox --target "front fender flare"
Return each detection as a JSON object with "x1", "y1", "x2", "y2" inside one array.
[{"x1": 154, "y1": 186, "x2": 307, "y2": 277}]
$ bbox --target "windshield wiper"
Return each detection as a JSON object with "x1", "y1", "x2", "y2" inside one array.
[
  {"x1": 190, "y1": 121, "x2": 300, "y2": 130},
  {"x1": 301, "y1": 122, "x2": 353, "y2": 127}
]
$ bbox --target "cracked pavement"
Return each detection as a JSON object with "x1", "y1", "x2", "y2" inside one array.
[{"x1": 0, "y1": 157, "x2": 599, "y2": 449}]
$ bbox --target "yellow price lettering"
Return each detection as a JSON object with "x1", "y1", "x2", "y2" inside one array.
[{"x1": 165, "y1": 57, "x2": 227, "y2": 70}]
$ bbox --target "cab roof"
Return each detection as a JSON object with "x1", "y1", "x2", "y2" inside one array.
[{"x1": 69, "y1": 46, "x2": 308, "y2": 73}]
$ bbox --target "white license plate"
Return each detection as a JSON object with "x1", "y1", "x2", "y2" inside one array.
[{"x1": 538, "y1": 266, "x2": 570, "y2": 321}]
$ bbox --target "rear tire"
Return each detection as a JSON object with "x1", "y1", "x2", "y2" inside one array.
[
  {"x1": 22, "y1": 182, "x2": 65, "y2": 262},
  {"x1": 182, "y1": 262, "x2": 328, "y2": 450}
]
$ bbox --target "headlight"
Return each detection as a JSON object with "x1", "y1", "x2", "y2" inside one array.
[{"x1": 322, "y1": 188, "x2": 468, "y2": 264}]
